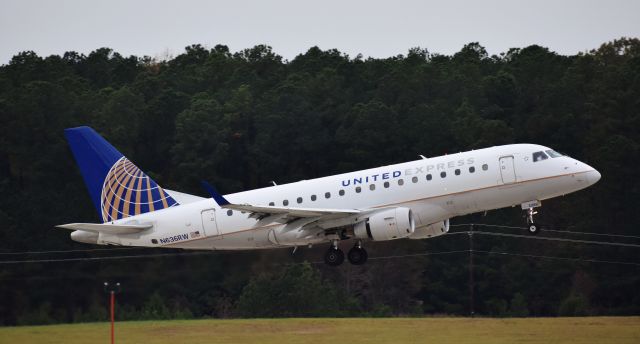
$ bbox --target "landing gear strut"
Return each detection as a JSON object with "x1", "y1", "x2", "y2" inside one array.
[
  {"x1": 324, "y1": 240, "x2": 344, "y2": 266},
  {"x1": 347, "y1": 241, "x2": 368, "y2": 265},
  {"x1": 522, "y1": 200, "x2": 541, "y2": 235}
]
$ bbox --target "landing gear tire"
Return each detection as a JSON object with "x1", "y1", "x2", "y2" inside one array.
[
  {"x1": 347, "y1": 246, "x2": 368, "y2": 265},
  {"x1": 324, "y1": 247, "x2": 344, "y2": 266},
  {"x1": 528, "y1": 223, "x2": 539, "y2": 235}
]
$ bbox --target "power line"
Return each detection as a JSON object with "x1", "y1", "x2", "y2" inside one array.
[
  {"x1": 541, "y1": 228, "x2": 640, "y2": 240},
  {"x1": 473, "y1": 249, "x2": 640, "y2": 267},
  {"x1": 2, "y1": 228, "x2": 639, "y2": 265},
  {"x1": 1, "y1": 247, "x2": 638, "y2": 269},
  {"x1": 471, "y1": 230, "x2": 640, "y2": 248},
  {"x1": 451, "y1": 223, "x2": 526, "y2": 230},
  {"x1": 451, "y1": 223, "x2": 640, "y2": 240},
  {"x1": 362, "y1": 249, "x2": 640, "y2": 267},
  {"x1": 366, "y1": 250, "x2": 469, "y2": 261},
  {"x1": 0, "y1": 247, "x2": 143, "y2": 255},
  {"x1": 0, "y1": 249, "x2": 470, "y2": 266},
  {"x1": 0, "y1": 250, "x2": 225, "y2": 265},
  {"x1": 342, "y1": 249, "x2": 639, "y2": 267},
  {"x1": 448, "y1": 229, "x2": 640, "y2": 248},
  {"x1": 0, "y1": 223, "x2": 634, "y2": 258},
  {"x1": 443, "y1": 231, "x2": 470, "y2": 236}
]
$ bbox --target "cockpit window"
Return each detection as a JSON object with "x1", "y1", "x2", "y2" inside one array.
[
  {"x1": 532, "y1": 151, "x2": 549, "y2": 162},
  {"x1": 545, "y1": 150, "x2": 563, "y2": 158}
]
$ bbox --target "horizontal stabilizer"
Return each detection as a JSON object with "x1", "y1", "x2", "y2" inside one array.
[{"x1": 56, "y1": 222, "x2": 152, "y2": 234}]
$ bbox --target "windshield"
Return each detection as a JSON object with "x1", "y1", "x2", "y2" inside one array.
[
  {"x1": 546, "y1": 150, "x2": 563, "y2": 158},
  {"x1": 532, "y1": 151, "x2": 548, "y2": 162}
]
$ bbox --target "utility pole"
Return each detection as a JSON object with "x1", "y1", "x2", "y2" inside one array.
[
  {"x1": 104, "y1": 282, "x2": 121, "y2": 344},
  {"x1": 468, "y1": 224, "x2": 475, "y2": 317}
]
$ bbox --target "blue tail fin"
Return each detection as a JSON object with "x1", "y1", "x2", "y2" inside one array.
[{"x1": 64, "y1": 126, "x2": 178, "y2": 223}]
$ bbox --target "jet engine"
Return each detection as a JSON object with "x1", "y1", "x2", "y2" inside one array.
[
  {"x1": 408, "y1": 219, "x2": 450, "y2": 239},
  {"x1": 354, "y1": 207, "x2": 415, "y2": 241}
]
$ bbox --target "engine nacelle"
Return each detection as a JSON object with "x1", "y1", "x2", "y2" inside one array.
[
  {"x1": 354, "y1": 207, "x2": 415, "y2": 241},
  {"x1": 408, "y1": 219, "x2": 450, "y2": 239}
]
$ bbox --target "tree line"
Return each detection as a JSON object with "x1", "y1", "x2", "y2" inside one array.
[{"x1": 0, "y1": 38, "x2": 639, "y2": 325}]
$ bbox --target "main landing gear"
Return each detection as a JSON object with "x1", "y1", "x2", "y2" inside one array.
[
  {"x1": 347, "y1": 241, "x2": 368, "y2": 265},
  {"x1": 324, "y1": 241, "x2": 344, "y2": 266},
  {"x1": 324, "y1": 240, "x2": 368, "y2": 266}
]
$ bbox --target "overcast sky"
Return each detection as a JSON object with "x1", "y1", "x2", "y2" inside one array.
[{"x1": 1, "y1": 0, "x2": 639, "y2": 64}]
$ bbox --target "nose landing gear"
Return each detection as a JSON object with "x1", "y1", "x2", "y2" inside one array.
[{"x1": 522, "y1": 200, "x2": 541, "y2": 235}]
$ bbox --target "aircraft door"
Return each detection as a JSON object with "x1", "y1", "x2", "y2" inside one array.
[
  {"x1": 499, "y1": 156, "x2": 517, "y2": 184},
  {"x1": 201, "y1": 209, "x2": 221, "y2": 239}
]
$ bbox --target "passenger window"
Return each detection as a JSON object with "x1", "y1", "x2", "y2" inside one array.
[
  {"x1": 469, "y1": 166, "x2": 475, "y2": 173},
  {"x1": 269, "y1": 202, "x2": 275, "y2": 206},
  {"x1": 311, "y1": 195, "x2": 317, "y2": 201},
  {"x1": 369, "y1": 184, "x2": 375, "y2": 191},
  {"x1": 384, "y1": 181, "x2": 390, "y2": 188},
  {"x1": 440, "y1": 171, "x2": 446, "y2": 178},
  {"x1": 355, "y1": 186, "x2": 362, "y2": 193},
  {"x1": 325, "y1": 192, "x2": 331, "y2": 199},
  {"x1": 412, "y1": 176, "x2": 418, "y2": 183},
  {"x1": 339, "y1": 189, "x2": 345, "y2": 196},
  {"x1": 455, "y1": 169, "x2": 461, "y2": 176},
  {"x1": 227, "y1": 210, "x2": 233, "y2": 216},
  {"x1": 297, "y1": 197, "x2": 303, "y2": 204},
  {"x1": 533, "y1": 151, "x2": 549, "y2": 162},
  {"x1": 398, "y1": 179, "x2": 404, "y2": 186},
  {"x1": 283, "y1": 200, "x2": 289, "y2": 206},
  {"x1": 426, "y1": 174, "x2": 432, "y2": 181},
  {"x1": 482, "y1": 164, "x2": 488, "y2": 171}
]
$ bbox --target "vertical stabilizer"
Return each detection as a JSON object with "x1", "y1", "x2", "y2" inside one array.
[{"x1": 64, "y1": 126, "x2": 178, "y2": 222}]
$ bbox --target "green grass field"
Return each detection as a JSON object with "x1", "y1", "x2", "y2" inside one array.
[{"x1": 1, "y1": 317, "x2": 638, "y2": 344}]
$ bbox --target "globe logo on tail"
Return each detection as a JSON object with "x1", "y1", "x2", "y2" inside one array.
[{"x1": 100, "y1": 157, "x2": 178, "y2": 222}]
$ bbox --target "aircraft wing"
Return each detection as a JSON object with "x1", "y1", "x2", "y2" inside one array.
[
  {"x1": 56, "y1": 222, "x2": 152, "y2": 234},
  {"x1": 201, "y1": 181, "x2": 362, "y2": 224}
]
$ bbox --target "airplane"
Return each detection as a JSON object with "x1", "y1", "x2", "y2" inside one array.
[{"x1": 57, "y1": 126, "x2": 601, "y2": 266}]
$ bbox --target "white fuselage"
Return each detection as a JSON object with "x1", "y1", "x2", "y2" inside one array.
[{"x1": 95, "y1": 144, "x2": 600, "y2": 250}]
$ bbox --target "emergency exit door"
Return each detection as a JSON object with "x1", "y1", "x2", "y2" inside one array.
[
  {"x1": 499, "y1": 156, "x2": 516, "y2": 184},
  {"x1": 201, "y1": 209, "x2": 221, "y2": 238}
]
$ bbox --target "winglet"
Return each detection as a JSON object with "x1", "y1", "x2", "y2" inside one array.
[{"x1": 201, "y1": 181, "x2": 230, "y2": 206}]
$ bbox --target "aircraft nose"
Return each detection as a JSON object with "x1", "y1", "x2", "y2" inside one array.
[{"x1": 587, "y1": 169, "x2": 601, "y2": 185}]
